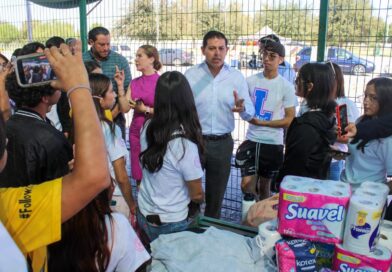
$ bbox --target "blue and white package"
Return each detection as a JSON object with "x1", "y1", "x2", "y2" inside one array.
[{"x1": 275, "y1": 238, "x2": 317, "y2": 272}]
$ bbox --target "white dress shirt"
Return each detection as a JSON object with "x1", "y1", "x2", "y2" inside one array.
[{"x1": 185, "y1": 62, "x2": 255, "y2": 135}]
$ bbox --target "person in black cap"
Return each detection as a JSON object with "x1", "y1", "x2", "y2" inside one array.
[
  {"x1": 236, "y1": 35, "x2": 296, "y2": 200},
  {"x1": 259, "y1": 34, "x2": 296, "y2": 84}
]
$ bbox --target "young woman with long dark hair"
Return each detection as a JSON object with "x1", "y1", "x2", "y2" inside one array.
[
  {"x1": 275, "y1": 63, "x2": 337, "y2": 188},
  {"x1": 341, "y1": 77, "x2": 392, "y2": 188},
  {"x1": 48, "y1": 73, "x2": 149, "y2": 271},
  {"x1": 136, "y1": 71, "x2": 204, "y2": 241}
]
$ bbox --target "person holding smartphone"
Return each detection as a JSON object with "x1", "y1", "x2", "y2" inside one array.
[
  {"x1": 137, "y1": 71, "x2": 204, "y2": 241},
  {"x1": 340, "y1": 77, "x2": 392, "y2": 188},
  {"x1": 275, "y1": 63, "x2": 336, "y2": 188},
  {"x1": 0, "y1": 41, "x2": 112, "y2": 272},
  {"x1": 0, "y1": 49, "x2": 72, "y2": 188},
  {"x1": 127, "y1": 45, "x2": 162, "y2": 187},
  {"x1": 328, "y1": 62, "x2": 360, "y2": 180}
]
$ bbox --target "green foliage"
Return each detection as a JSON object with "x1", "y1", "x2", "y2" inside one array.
[
  {"x1": 21, "y1": 21, "x2": 77, "y2": 42},
  {"x1": 0, "y1": 22, "x2": 21, "y2": 44},
  {"x1": 255, "y1": 1, "x2": 319, "y2": 43},
  {"x1": 328, "y1": 0, "x2": 385, "y2": 46}
]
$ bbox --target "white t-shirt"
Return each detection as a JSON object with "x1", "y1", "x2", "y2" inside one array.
[
  {"x1": 341, "y1": 135, "x2": 392, "y2": 187},
  {"x1": 0, "y1": 222, "x2": 27, "y2": 271},
  {"x1": 46, "y1": 104, "x2": 63, "y2": 132},
  {"x1": 138, "y1": 124, "x2": 204, "y2": 223},
  {"x1": 105, "y1": 213, "x2": 150, "y2": 272},
  {"x1": 246, "y1": 73, "x2": 296, "y2": 145},
  {"x1": 102, "y1": 122, "x2": 129, "y2": 196}
]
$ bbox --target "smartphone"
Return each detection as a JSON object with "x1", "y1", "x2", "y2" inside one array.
[
  {"x1": 15, "y1": 52, "x2": 54, "y2": 88},
  {"x1": 336, "y1": 104, "x2": 348, "y2": 136}
]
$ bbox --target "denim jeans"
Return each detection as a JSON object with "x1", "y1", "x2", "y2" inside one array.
[
  {"x1": 136, "y1": 209, "x2": 189, "y2": 242},
  {"x1": 328, "y1": 160, "x2": 344, "y2": 181}
]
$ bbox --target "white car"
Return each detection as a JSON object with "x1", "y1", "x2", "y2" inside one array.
[{"x1": 111, "y1": 44, "x2": 133, "y2": 63}]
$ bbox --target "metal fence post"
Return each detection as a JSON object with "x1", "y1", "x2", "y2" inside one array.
[
  {"x1": 79, "y1": 0, "x2": 88, "y2": 52},
  {"x1": 317, "y1": 0, "x2": 329, "y2": 62}
]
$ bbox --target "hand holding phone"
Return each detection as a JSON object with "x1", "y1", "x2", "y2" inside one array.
[
  {"x1": 336, "y1": 104, "x2": 348, "y2": 137},
  {"x1": 15, "y1": 52, "x2": 54, "y2": 88}
]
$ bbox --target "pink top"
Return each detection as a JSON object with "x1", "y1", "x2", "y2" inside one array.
[{"x1": 130, "y1": 73, "x2": 159, "y2": 135}]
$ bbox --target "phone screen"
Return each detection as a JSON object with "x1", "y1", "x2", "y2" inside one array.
[
  {"x1": 337, "y1": 104, "x2": 348, "y2": 135},
  {"x1": 16, "y1": 53, "x2": 54, "y2": 87}
]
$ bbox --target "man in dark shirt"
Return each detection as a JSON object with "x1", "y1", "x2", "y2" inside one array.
[
  {"x1": 83, "y1": 27, "x2": 131, "y2": 139},
  {"x1": 0, "y1": 71, "x2": 72, "y2": 187}
]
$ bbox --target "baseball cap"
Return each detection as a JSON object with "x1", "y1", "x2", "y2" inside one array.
[{"x1": 259, "y1": 34, "x2": 285, "y2": 58}]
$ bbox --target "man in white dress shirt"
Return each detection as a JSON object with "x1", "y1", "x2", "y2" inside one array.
[{"x1": 185, "y1": 31, "x2": 255, "y2": 219}]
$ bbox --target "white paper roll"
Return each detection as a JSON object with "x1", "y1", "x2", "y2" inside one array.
[
  {"x1": 257, "y1": 219, "x2": 281, "y2": 258},
  {"x1": 378, "y1": 220, "x2": 392, "y2": 252},
  {"x1": 360, "y1": 181, "x2": 389, "y2": 201},
  {"x1": 343, "y1": 194, "x2": 384, "y2": 255},
  {"x1": 369, "y1": 245, "x2": 392, "y2": 261}
]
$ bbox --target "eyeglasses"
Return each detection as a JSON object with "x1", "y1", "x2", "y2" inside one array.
[{"x1": 261, "y1": 50, "x2": 279, "y2": 60}]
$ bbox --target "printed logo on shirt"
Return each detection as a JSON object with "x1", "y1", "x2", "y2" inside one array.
[
  {"x1": 253, "y1": 88, "x2": 273, "y2": 121},
  {"x1": 18, "y1": 185, "x2": 32, "y2": 219}
]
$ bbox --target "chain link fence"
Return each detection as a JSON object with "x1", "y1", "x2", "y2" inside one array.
[{"x1": 0, "y1": 0, "x2": 391, "y2": 222}]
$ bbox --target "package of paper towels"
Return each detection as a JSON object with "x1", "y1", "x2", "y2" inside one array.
[
  {"x1": 332, "y1": 243, "x2": 392, "y2": 272},
  {"x1": 278, "y1": 175, "x2": 351, "y2": 244},
  {"x1": 343, "y1": 185, "x2": 386, "y2": 255}
]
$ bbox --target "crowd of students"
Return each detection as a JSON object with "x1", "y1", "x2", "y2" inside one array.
[{"x1": 0, "y1": 27, "x2": 391, "y2": 271}]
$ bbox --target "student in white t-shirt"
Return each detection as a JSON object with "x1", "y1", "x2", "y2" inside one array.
[
  {"x1": 48, "y1": 73, "x2": 149, "y2": 272},
  {"x1": 340, "y1": 77, "x2": 392, "y2": 188},
  {"x1": 137, "y1": 71, "x2": 204, "y2": 241},
  {"x1": 237, "y1": 35, "x2": 296, "y2": 201}
]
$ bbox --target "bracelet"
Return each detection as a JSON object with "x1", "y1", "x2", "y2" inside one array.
[{"x1": 67, "y1": 84, "x2": 92, "y2": 98}]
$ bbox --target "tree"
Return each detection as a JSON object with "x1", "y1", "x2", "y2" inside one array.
[
  {"x1": 113, "y1": 0, "x2": 159, "y2": 42},
  {"x1": 0, "y1": 22, "x2": 21, "y2": 44},
  {"x1": 21, "y1": 21, "x2": 77, "y2": 42},
  {"x1": 328, "y1": 0, "x2": 385, "y2": 46},
  {"x1": 255, "y1": 1, "x2": 319, "y2": 43}
]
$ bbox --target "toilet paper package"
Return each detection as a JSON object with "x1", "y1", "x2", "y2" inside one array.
[
  {"x1": 332, "y1": 244, "x2": 392, "y2": 272},
  {"x1": 278, "y1": 176, "x2": 351, "y2": 244},
  {"x1": 257, "y1": 219, "x2": 281, "y2": 259},
  {"x1": 359, "y1": 182, "x2": 389, "y2": 201},
  {"x1": 275, "y1": 238, "x2": 317, "y2": 272},
  {"x1": 343, "y1": 193, "x2": 385, "y2": 255},
  {"x1": 379, "y1": 220, "x2": 392, "y2": 252}
]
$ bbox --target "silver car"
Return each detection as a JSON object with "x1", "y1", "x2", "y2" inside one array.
[{"x1": 158, "y1": 48, "x2": 193, "y2": 66}]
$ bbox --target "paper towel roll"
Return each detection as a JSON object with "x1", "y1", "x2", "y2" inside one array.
[
  {"x1": 360, "y1": 181, "x2": 390, "y2": 200},
  {"x1": 379, "y1": 220, "x2": 392, "y2": 252},
  {"x1": 343, "y1": 194, "x2": 384, "y2": 255},
  {"x1": 333, "y1": 244, "x2": 392, "y2": 272},
  {"x1": 257, "y1": 219, "x2": 281, "y2": 258}
]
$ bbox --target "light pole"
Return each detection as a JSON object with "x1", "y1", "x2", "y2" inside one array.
[{"x1": 25, "y1": 0, "x2": 33, "y2": 42}]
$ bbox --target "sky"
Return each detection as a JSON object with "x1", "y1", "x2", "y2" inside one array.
[{"x1": 0, "y1": 0, "x2": 390, "y2": 33}]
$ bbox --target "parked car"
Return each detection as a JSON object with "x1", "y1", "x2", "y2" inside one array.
[
  {"x1": 294, "y1": 46, "x2": 375, "y2": 75},
  {"x1": 111, "y1": 44, "x2": 133, "y2": 63},
  {"x1": 158, "y1": 48, "x2": 193, "y2": 66}
]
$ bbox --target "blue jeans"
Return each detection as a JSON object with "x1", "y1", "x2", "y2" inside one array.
[
  {"x1": 136, "y1": 209, "x2": 189, "y2": 242},
  {"x1": 328, "y1": 160, "x2": 344, "y2": 181}
]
